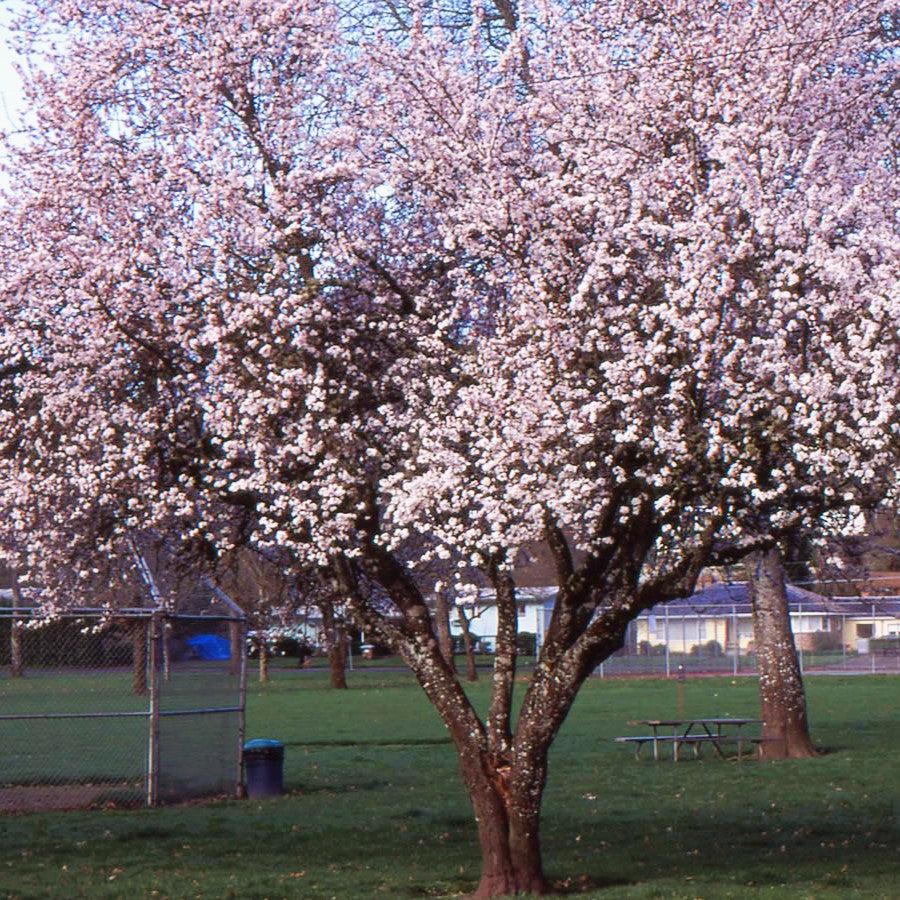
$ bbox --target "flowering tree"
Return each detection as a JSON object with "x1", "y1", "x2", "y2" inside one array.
[{"x1": 1, "y1": 1, "x2": 896, "y2": 895}]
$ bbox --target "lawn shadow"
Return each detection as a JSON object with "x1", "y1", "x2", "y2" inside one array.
[
  {"x1": 559, "y1": 811, "x2": 899, "y2": 893},
  {"x1": 284, "y1": 779, "x2": 394, "y2": 796},
  {"x1": 284, "y1": 738, "x2": 451, "y2": 748}
]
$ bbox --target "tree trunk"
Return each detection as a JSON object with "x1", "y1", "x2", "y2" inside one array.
[
  {"x1": 328, "y1": 632, "x2": 348, "y2": 689},
  {"x1": 131, "y1": 622, "x2": 147, "y2": 696},
  {"x1": 10, "y1": 620, "x2": 23, "y2": 678},
  {"x1": 320, "y1": 599, "x2": 348, "y2": 689},
  {"x1": 433, "y1": 592, "x2": 457, "y2": 673},
  {"x1": 10, "y1": 574, "x2": 24, "y2": 678},
  {"x1": 747, "y1": 548, "x2": 817, "y2": 759},
  {"x1": 228, "y1": 620, "x2": 242, "y2": 676},
  {"x1": 162, "y1": 623, "x2": 171, "y2": 682},
  {"x1": 457, "y1": 607, "x2": 479, "y2": 682},
  {"x1": 462, "y1": 759, "x2": 549, "y2": 898},
  {"x1": 259, "y1": 639, "x2": 269, "y2": 683},
  {"x1": 401, "y1": 656, "x2": 551, "y2": 897}
]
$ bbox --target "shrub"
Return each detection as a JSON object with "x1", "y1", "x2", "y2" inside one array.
[
  {"x1": 807, "y1": 630, "x2": 843, "y2": 653},
  {"x1": 870, "y1": 636, "x2": 900, "y2": 655},
  {"x1": 689, "y1": 640, "x2": 724, "y2": 658}
]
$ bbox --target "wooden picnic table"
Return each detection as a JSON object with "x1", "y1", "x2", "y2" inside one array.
[{"x1": 616, "y1": 717, "x2": 761, "y2": 761}]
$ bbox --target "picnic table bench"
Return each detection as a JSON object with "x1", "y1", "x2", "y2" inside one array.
[{"x1": 614, "y1": 718, "x2": 761, "y2": 761}]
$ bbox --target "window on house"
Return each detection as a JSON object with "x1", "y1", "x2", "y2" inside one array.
[
  {"x1": 792, "y1": 615, "x2": 823, "y2": 633},
  {"x1": 856, "y1": 623, "x2": 874, "y2": 638}
]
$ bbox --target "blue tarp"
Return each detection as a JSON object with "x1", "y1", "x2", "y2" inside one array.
[{"x1": 186, "y1": 633, "x2": 231, "y2": 660}]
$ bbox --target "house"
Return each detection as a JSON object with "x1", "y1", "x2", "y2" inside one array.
[
  {"x1": 453, "y1": 579, "x2": 900, "y2": 655},
  {"x1": 451, "y1": 586, "x2": 556, "y2": 651},
  {"x1": 634, "y1": 582, "x2": 900, "y2": 653}
]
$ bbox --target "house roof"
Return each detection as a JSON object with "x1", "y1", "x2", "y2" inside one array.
[
  {"x1": 648, "y1": 582, "x2": 900, "y2": 618},
  {"x1": 797, "y1": 570, "x2": 900, "y2": 597},
  {"x1": 474, "y1": 580, "x2": 900, "y2": 619}
]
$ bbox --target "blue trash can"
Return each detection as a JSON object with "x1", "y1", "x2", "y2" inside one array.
[{"x1": 243, "y1": 739, "x2": 284, "y2": 797}]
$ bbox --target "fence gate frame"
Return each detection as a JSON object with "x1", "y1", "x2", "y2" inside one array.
[{"x1": 0, "y1": 599, "x2": 248, "y2": 812}]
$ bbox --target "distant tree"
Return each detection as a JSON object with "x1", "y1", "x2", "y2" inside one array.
[
  {"x1": 432, "y1": 591, "x2": 457, "y2": 674},
  {"x1": 456, "y1": 605, "x2": 480, "y2": 683},
  {"x1": 293, "y1": 568, "x2": 356, "y2": 690},
  {"x1": 217, "y1": 547, "x2": 296, "y2": 684}
]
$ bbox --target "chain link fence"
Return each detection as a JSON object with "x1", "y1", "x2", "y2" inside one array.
[
  {"x1": 590, "y1": 610, "x2": 900, "y2": 677},
  {"x1": 464, "y1": 600, "x2": 900, "y2": 677},
  {"x1": 0, "y1": 608, "x2": 246, "y2": 813}
]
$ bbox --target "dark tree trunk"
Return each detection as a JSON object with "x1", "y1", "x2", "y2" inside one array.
[
  {"x1": 434, "y1": 592, "x2": 457, "y2": 673},
  {"x1": 10, "y1": 575, "x2": 23, "y2": 678},
  {"x1": 328, "y1": 634, "x2": 348, "y2": 689},
  {"x1": 486, "y1": 567, "x2": 517, "y2": 753},
  {"x1": 747, "y1": 548, "x2": 817, "y2": 759},
  {"x1": 131, "y1": 622, "x2": 147, "y2": 696},
  {"x1": 460, "y1": 751, "x2": 549, "y2": 898},
  {"x1": 228, "y1": 620, "x2": 242, "y2": 676},
  {"x1": 10, "y1": 620, "x2": 23, "y2": 678},
  {"x1": 320, "y1": 599, "x2": 348, "y2": 689},
  {"x1": 457, "y1": 607, "x2": 479, "y2": 682},
  {"x1": 259, "y1": 640, "x2": 269, "y2": 683},
  {"x1": 162, "y1": 623, "x2": 171, "y2": 681}
]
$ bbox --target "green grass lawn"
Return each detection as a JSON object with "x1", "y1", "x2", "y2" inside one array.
[{"x1": 1, "y1": 672, "x2": 897, "y2": 898}]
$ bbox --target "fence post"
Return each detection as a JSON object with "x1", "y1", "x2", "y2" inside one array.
[
  {"x1": 732, "y1": 603, "x2": 738, "y2": 676},
  {"x1": 664, "y1": 606, "x2": 670, "y2": 678},
  {"x1": 842, "y1": 614, "x2": 846, "y2": 667},
  {"x1": 162, "y1": 621, "x2": 171, "y2": 682},
  {"x1": 871, "y1": 603, "x2": 876, "y2": 674},
  {"x1": 237, "y1": 617, "x2": 248, "y2": 798},
  {"x1": 147, "y1": 612, "x2": 161, "y2": 807},
  {"x1": 798, "y1": 600, "x2": 804, "y2": 675}
]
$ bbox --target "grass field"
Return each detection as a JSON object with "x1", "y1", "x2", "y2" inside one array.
[{"x1": 1, "y1": 671, "x2": 898, "y2": 898}]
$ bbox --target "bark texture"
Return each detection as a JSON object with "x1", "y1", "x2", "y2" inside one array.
[
  {"x1": 162, "y1": 624, "x2": 171, "y2": 682},
  {"x1": 259, "y1": 640, "x2": 269, "y2": 683},
  {"x1": 331, "y1": 521, "x2": 712, "y2": 897},
  {"x1": 320, "y1": 599, "x2": 348, "y2": 689},
  {"x1": 461, "y1": 750, "x2": 549, "y2": 898},
  {"x1": 747, "y1": 548, "x2": 817, "y2": 759},
  {"x1": 328, "y1": 636, "x2": 348, "y2": 689},
  {"x1": 10, "y1": 575, "x2": 23, "y2": 677}
]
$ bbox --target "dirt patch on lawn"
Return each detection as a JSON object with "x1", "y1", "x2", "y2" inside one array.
[{"x1": 0, "y1": 782, "x2": 142, "y2": 813}]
